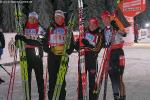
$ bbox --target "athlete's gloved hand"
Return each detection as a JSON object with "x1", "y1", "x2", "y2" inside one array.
[
  {"x1": 43, "y1": 44, "x2": 50, "y2": 53},
  {"x1": 111, "y1": 20, "x2": 119, "y2": 31},
  {"x1": 66, "y1": 49, "x2": 72, "y2": 55},
  {"x1": 117, "y1": 30, "x2": 127, "y2": 37},
  {"x1": 82, "y1": 38, "x2": 94, "y2": 48},
  {"x1": 122, "y1": 33, "x2": 127, "y2": 37},
  {"x1": 104, "y1": 42, "x2": 111, "y2": 48},
  {"x1": 15, "y1": 35, "x2": 26, "y2": 41},
  {"x1": 74, "y1": 39, "x2": 79, "y2": 52}
]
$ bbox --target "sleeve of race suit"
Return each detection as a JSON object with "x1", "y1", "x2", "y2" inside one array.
[
  {"x1": 102, "y1": 31, "x2": 106, "y2": 48},
  {"x1": 74, "y1": 38, "x2": 95, "y2": 52},
  {"x1": 118, "y1": 30, "x2": 127, "y2": 37},
  {"x1": 90, "y1": 33, "x2": 104, "y2": 53},
  {"x1": 111, "y1": 20, "x2": 127, "y2": 37},
  {"x1": 74, "y1": 37, "x2": 98, "y2": 52},
  {"x1": 101, "y1": 29, "x2": 109, "y2": 48},
  {"x1": 74, "y1": 39, "x2": 79, "y2": 52}
]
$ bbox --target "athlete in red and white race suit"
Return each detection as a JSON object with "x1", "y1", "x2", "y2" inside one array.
[{"x1": 101, "y1": 11, "x2": 126, "y2": 100}]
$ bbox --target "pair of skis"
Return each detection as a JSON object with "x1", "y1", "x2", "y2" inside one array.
[
  {"x1": 52, "y1": 14, "x2": 75, "y2": 100},
  {"x1": 8, "y1": 3, "x2": 30, "y2": 100},
  {"x1": 6, "y1": 38, "x2": 16, "y2": 100},
  {"x1": 93, "y1": 47, "x2": 112, "y2": 100},
  {"x1": 50, "y1": 1, "x2": 87, "y2": 98},
  {"x1": 7, "y1": 48, "x2": 18, "y2": 100},
  {"x1": 77, "y1": 0, "x2": 87, "y2": 100}
]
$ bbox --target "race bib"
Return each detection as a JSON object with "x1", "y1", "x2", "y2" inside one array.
[
  {"x1": 49, "y1": 28, "x2": 65, "y2": 46},
  {"x1": 85, "y1": 32, "x2": 97, "y2": 46},
  {"x1": 24, "y1": 29, "x2": 38, "y2": 40},
  {"x1": 25, "y1": 29, "x2": 36, "y2": 35}
]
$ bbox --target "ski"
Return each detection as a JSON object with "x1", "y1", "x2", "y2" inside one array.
[
  {"x1": 44, "y1": 64, "x2": 48, "y2": 100},
  {"x1": 52, "y1": 14, "x2": 75, "y2": 100},
  {"x1": 77, "y1": 0, "x2": 87, "y2": 99},
  {"x1": 103, "y1": 48, "x2": 111, "y2": 100},
  {"x1": 93, "y1": 48, "x2": 107, "y2": 100},
  {"x1": 15, "y1": 3, "x2": 30, "y2": 100},
  {"x1": 93, "y1": 48, "x2": 111, "y2": 100},
  {"x1": 10, "y1": 50, "x2": 17, "y2": 100}
]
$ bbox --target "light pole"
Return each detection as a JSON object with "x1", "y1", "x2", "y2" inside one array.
[{"x1": 145, "y1": 23, "x2": 150, "y2": 38}]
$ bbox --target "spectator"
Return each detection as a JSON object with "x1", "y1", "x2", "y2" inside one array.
[
  {"x1": 134, "y1": 23, "x2": 139, "y2": 43},
  {"x1": 0, "y1": 28, "x2": 5, "y2": 60}
]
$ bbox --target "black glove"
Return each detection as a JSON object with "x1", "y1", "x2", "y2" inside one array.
[
  {"x1": 82, "y1": 38, "x2": 89, "y2": 45},
  {"x1": 43, "y1": 45, "x2": 50, "y2": 53},
  {"x1": 111, "y1": 20, "x2": 119, "y2": 31},
  {"x1": 82, "y1": 38, "x2": 94, "y2": 48},
  {"x1": 122, "y1": 33, "x2": 127, "y2": 37},
  {"x1": 66, "y1": 49, "x2": 72, "y2": 55},
  {"x1": 15, "y1": 35, "x2": 20, "y2": 40},
  {"x1": 104, "y1": 42, "x2": 111, "y2": 48},
  {"x1": 15, "y1": 35, "x2": 26, "y2": 41},
  {"x1": 74, "y1": 40, "x2": 79, "y2": 52}
]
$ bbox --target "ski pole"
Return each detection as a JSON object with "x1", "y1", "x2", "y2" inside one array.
[
  {"x1": 103, "y1": 47, "x2": 111, "y2": 100},
  {"x1": 93, "y1": 48, "x2": 110, "y2": 100},
  {"x1": 44, "y1": 63, "x2": 48, "y2": 100},
  {"x1": 7, "y1": 49, "x2": 17, "y2": 100},
  {"x1": 96, "y1": 48, "x2": 107, "y2": 86},
  {"x1": 11, "y1": 49, "x2": 18, "y2": 100},
  {"x1": 103, "y1": 72, "x2": 108, "y2": 100},
  {"x1": 0, "y1": 64, "x2": 11, "y2": 76},
  {"x1": 93, "y1": 48, "x2": 107, "y2": 95},
  {"x1": 103, "y1": 61, "x2": 109, "y2": 100},
  {"x1": 7, "y1": 62, "x2": 15, "y2": 100}
]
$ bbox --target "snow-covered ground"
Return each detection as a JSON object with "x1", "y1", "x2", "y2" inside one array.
[{"x1": 0, "y1": 34, "x2": 150, "y2": 100}]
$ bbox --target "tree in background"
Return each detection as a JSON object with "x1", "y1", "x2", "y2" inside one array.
[
  {"x1": 134, "y1": 0, "x2": 150, "y2": 29},
  {"x1": 0, "y1": 4, "x2": 3, "y2": 28},
  {"x1": 0, "y1": 0, "x2": 150, "y2": 32},
  {"x1": 2, "y1": 2, "x2": 15, "y2": 32}
]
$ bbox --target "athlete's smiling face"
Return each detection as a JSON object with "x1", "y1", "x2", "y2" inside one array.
[
  {"x1": 89, "y1": 22, "x2": 98, "y2": 31},
  {"x1": 101, "y1": 16, "x2": 111, "y2": 26},
  {"x1": 28, "y1": 16, "x2": 38, "y2": 24},
  {"x1": 55, "y1": 16, "x2": 65, "y2": 26}
]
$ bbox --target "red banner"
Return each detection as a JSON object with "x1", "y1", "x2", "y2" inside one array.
[{"x1": 119, "y1": 0, "x2": 146, "y2": 17}]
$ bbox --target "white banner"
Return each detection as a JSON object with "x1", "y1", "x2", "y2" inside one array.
[
  {"x1": 123, "y1": 17, "x2": 134, "y2": 45},
  {"x1": 138, "y1": 29, "x2": 148, "y2": 40}
]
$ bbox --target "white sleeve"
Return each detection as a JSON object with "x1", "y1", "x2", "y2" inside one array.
[
  {"x1": 38, "y1": 26, "x2": 46, "y2": 35},
  {"x1": 38, "y1": 26, "x2": 46, "y2": 39}
]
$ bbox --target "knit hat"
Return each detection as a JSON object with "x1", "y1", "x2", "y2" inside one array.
[
  {"x1": 101, "y1": 11, "x2": 111, "y2": 19},
  {"x1": 55, "y1": 10, "x2": 65, "y2": 18},
  {"x1": 88, "y1": 17, "x2": 99, "y2": 26},
  {"x1": 29, "y1": 12, "x2": 38, "y2": 19}
]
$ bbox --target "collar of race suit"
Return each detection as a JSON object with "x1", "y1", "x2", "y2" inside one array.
[
  {"x1": 49, "y1": 22, "x2": 65, "y2": 29},
  {"x1": 87, "y1": 27, "x2": 101, "y2": 35},
  {"x1": 26, "y1": 21, "x2": 39, "y2": 29}
]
